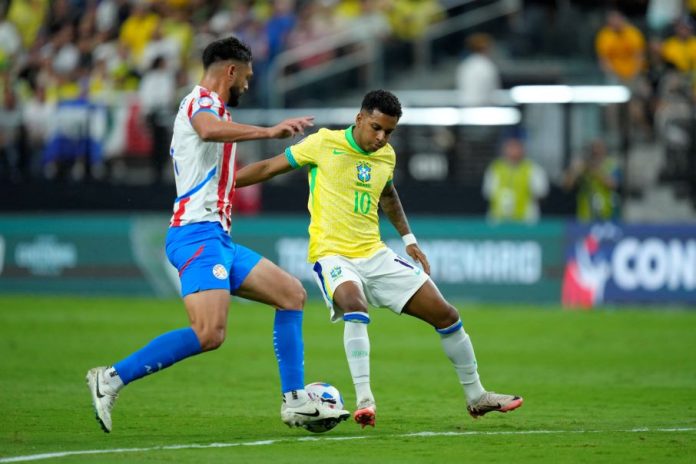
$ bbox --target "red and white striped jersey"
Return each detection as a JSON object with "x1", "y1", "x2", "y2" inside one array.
[{"x1": 169, "y1": 85, "x2": 237, "y2": 231}]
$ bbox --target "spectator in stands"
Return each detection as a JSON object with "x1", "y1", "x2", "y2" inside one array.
[
  {"x1": 20, "y1": 83, "x2": 53, "y2": 179},
  {"x1": 95, "y1": 0, "x2": 131, "y2": 36},
  {"x1": 286, "y1": 1, "x2": 338, "y2": 70},
  {"x1": 387, "y1": 0, "x2": 443, "y2": 42},
  {"x1": 563, "y1": 139, "x2": 621, "y2": 222},
  {"x1": 118, "y1": 2, "x2": 160, "y2": 67},
  {"x1": 7, "y1": 0, "x2": 48, "y2": 51},
  {"x1": 49, "y1": 24, "x2": 80, "y2": 79},
  {"x1": 596, "y1": 10, "x2": 646, "y2": 82},
  {"x1": 75, "y1": 4, "x2": 100, "y2": 84},
  {"x1": 138, "y1": 55, "x2": 175, "y2": 183},
  {"x1": 482, "y1": 129, "x2": 549, "y2": 224},
  {"x1": 595, "y1": 10, "x2": 651, "y2": 137},
  {"x1": 661, "y1": 18, "x2": 696, "y2": 75},
  {"x1": 160, "y1": 4, "x2": 194, "y2": 71},
  {"x1": 384, "y1": 0, "x2": 443, "y2": 69},
  {"x1": 43, "y1": 0, "x2": 80, "y2": 39},
  {"x1": 140, "y1": 22, "x2": 181, "y2": 73},
  {"x1": 209, "y1": 0, "x2": 253, "y2": 35},
  {"x1": 455, "y1": 33, "x2": 501, "y2": 106},
  {"x1": 335, "y1": 0, "x2": 390, "y2": 39},
  {"x1": 266, "y1": 0, "x2": 296, "y2": 62},
  {"x1": 0, "y1": 6, "x2": 22, "y2": 68},
  {"x1": 0, "y1": 72, "x2": 22, "y2": 182}
]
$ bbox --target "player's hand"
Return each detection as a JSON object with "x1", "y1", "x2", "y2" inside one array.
[
  {"x1": 269, "y1": 116, "x2": 314, "y2": 138},
  {"x1": 406, "y1": 244, "x2": 431, "y2": 276}
]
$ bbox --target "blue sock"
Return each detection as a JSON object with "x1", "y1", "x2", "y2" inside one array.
[
  {"x1": 113, "y1": 327, "x2": 202, "y2": 385},
  {"x1": 273, "y1": 309, "x2": 305, "y2": 393}
]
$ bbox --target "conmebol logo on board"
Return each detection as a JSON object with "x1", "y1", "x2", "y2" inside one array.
[{"x1": 563, "y1": 223, "x2": 696, "y2": 307}]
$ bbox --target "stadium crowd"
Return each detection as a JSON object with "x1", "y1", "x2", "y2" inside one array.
[
  {"x1": 0, "y1": 0, "x2": 695, "y2": 217},
  {"x1": 0, "y1": 0, "x2": 444, "y2": 182}
]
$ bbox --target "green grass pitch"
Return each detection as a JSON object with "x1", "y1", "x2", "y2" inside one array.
[{"x1": 1, "y1": 295, "x2": 695, "y2": 463}]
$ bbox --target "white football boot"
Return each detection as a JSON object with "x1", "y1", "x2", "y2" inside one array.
[
  {"x1": 86, "y1": 366, "x2": 119, "y2": 433},
  {"x1": 467, "y1": 391, "x2": 523, "y2": 418},
  {"x1": 281, "y1": 395, "x2": 350, "y2": 429}
]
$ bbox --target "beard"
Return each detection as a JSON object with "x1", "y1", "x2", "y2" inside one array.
[{"x1": 227, "y1": 86, "x2": 243, "y2": 107}]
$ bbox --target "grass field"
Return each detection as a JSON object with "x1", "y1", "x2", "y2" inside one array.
[{"x1": 1, "y1": 295, "x2": 695, "y2": 463}]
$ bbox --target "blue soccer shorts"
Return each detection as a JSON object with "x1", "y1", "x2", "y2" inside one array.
[{"x1": 166, "y1": 221, "x2": 262, "y2": 297}]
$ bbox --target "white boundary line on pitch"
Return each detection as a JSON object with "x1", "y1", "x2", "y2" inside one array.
[{"x1": 1, "y1": 427, "x2": 695, "y2": 463}]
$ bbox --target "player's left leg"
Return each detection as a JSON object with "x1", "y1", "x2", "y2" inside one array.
[
  {"x1": 402, "y1": 281, "x2": 523, "y2": 418},
  {"x1": 233, "y1": 254, "x2": 349, "y2": 428}
]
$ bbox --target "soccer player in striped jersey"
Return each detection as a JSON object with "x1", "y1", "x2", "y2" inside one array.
[
  {"x1": 86, "y1": 37, "x2": 349, "y2": 433},
  {"x1": 235, "y1": 90, "x2": 523, "y2": 428}
]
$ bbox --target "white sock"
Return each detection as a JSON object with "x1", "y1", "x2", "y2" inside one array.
[
  {"x1": 104, "y1": 366, "x2": 125, "y2": 394},
  {"x1": 438, "y1": 320, "x2": 486, "y2": 402},
  {"x1": 283, "y1": 389, "x2": 310, "y2": 407},
  {"x1": 343, "y1": 313, "x2": 374, "y2": 406}
]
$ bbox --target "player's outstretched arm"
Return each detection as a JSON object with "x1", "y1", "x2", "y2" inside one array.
[
  {"x1": 379, "y1": 183, "x2": 431, "y2": 275},
  {"x1": 192, "y1": 113, "x2": 314, "y2": 143},
  {"x1": 235, "y1": 153, "x2": 294, "y2": 188}
]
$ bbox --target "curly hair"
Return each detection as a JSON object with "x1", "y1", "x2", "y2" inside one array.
[
  {"x1": 361, "y1": 89, "x2": 402, "y2": 119},
  {"x1": 202, "y1": 36, "x2": 252, "y2": 69}
]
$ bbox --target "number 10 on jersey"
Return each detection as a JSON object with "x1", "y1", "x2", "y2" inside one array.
[{"x1": 354, "y1": 190, "x2": 371, "y2": 214}]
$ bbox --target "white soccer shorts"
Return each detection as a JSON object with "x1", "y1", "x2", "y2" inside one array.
[{"x1": 312, "y1": 247, "x2": 430, "y2": 321}]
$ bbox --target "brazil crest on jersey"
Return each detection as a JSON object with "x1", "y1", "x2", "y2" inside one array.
[{"x1": 285, "y1": 126, "x2": 395, "y2": 262}]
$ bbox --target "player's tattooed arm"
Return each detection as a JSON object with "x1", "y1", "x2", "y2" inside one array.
[
  {"x1": 379, "y1": 183, "x2": 410, "y2": 236},
  {"x1": 380, "y1": 183, "x2": 431, "y2": 275}
]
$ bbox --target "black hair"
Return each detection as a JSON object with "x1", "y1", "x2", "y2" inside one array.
[
  {"x1": 202, "y1": 36, "x2": 252, "y2": 69},
  {"x1": 361, "y1": 89, "x2": 402, "y2": 119}
]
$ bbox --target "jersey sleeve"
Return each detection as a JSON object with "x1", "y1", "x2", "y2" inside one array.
[
  {"x1": 285, "y1": 132, "x2": 323, "y2": 168},
  {"x1": 189, "y1": 94, "x2": 225, "y2": 121}
]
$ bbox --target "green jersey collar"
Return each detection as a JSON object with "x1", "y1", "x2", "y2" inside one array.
[{"x1": 345, "y1": 125, "x2": 371, "y2": 155}]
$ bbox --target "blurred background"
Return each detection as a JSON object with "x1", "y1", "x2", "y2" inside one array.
[{"x1": 1, "y1": 0, "x2": 695, "y2": 308}]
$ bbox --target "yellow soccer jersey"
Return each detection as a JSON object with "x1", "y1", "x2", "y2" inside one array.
[{"x1": 285, "y1": 126, "x2": 395, "y2": 262}]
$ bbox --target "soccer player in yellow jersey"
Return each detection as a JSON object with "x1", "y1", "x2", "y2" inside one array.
[{"x1": 235, "y1": 90, "x2": 523, "y2": 427}]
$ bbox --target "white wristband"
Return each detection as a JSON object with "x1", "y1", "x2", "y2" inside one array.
[{"x1": 402, "y1": 233, "x2": 417, "y2": 247}]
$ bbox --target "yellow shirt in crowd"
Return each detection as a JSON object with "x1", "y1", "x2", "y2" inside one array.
[
  {"x1": 661, "y1": 36, "x2": 696, "y2": 72},
  {"x1": 596, "y1": 25, "x2": 646, "y2": 80}
]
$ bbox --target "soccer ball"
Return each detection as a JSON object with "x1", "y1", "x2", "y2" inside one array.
[{"x1": 303, "y1": 382, "x2": 345, "y2": 433}]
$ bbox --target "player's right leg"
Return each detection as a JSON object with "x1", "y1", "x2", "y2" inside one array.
[
  {"x1": 313, "y1": 257, "x2": 376, "y2": 428},
  {"x1": 334, "y1": 281, "x2": 376, "y2": 428},
  {"x1": 233, "y1": 255, "x2": 349, "y2": 428},
  {"x1": 86, "y1": 223, "x2": 232, "y2": 433},
  {"x1": 86, "y1": 290, "x2": 227, "y2": 433}
]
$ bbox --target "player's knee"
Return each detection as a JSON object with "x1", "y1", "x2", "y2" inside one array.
[
  {"x1": 338, "y1": 296, "x2": 368, "y2": 313},
  {"x1": 193, "y1": 325, "x2": 226, "y2": 351},
  {"x1": 278, "y1": 277, "x2": 307, "y2": 309},
  {"x1": 200, "y1": 330, "x2": 226, "y2": 351},
  {"x1": 435, "y1": 304, "x2": 461, "y2": 330}
]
